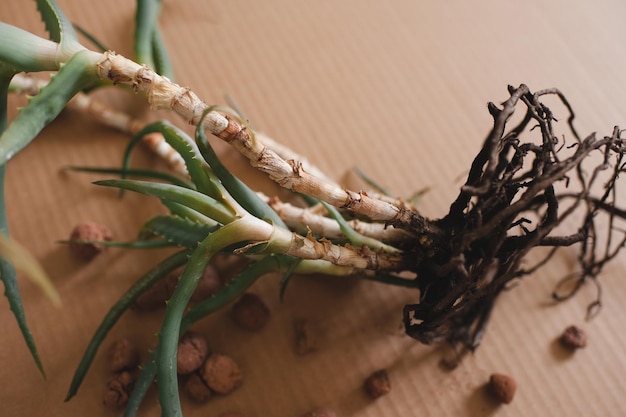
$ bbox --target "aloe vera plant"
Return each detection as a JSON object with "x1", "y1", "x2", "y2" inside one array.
[{"x1": 2, "y1": 1, "x2": 626, "y2": 416}]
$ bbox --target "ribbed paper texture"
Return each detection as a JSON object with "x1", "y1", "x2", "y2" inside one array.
[{"x1": 1, "y1": 0, "x2": 626, "y2": 416}]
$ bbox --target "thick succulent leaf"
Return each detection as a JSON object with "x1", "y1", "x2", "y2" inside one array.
[
  {"x1": 36, "y1": 0, "x2": 80, "y2": 47},
  {"x1": 65, "y1": 249, "x2": 190, "y2": 401},
  {"x1": 319, "y1": 200, "x2": 400, "y2": 253},
  {"x1": 195, "y1": 113, "x2": 288, "y2": 228},
  {"x1": 160, "y1": 200, "x2": 218, "y2": 225},
  {"x1": 0, "y1": 70, "x2": 46, "y2": 377},
  {"x1": 0, "y1": 51, "x2": 99, "y2": 165},
  {"x1": 94, "y1": 179, "x2": 235, "y2": 225},
  {"x1": 151, "y1": 27, "x2": 173, "y2": 80},
  {"x1": 0, "y1": 234, "x2": 60, "y2": 305},
  {"x1": 67, "y1": 165, "x2": 192, "y2": 189},
  {"x1": 139, "y1": 215, "x2": 216, "y2": 247},
  {"x1": 0, "y1": 23, "x2": 59, "y2": 72},
  {"x1": 135, "y1": 0, "x2": 173, "y2": 79},
  {"x1": 125, "y1": 121, "x2": 221, "y2": 198}
]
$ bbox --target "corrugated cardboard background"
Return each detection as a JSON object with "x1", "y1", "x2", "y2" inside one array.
[{"x1": 1, "y1": 0, "x2": 626, "y2": 416}]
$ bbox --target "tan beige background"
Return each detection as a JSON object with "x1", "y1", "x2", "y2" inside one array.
[{"x1": 1, "y1": 0, "x2": 626, "y2": 416}]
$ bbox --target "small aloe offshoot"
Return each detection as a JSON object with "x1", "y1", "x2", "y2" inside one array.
[{"x1": 3, "y1": 1, "x2": 626, "y2": 416}]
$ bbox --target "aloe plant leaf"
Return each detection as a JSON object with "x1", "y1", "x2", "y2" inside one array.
[
  {"x1": 0, "y1": 23, "x2": 60, "y2": 72},
  {"x1": 160, "y1": 200, "x2": 219, "y2": 225},
  {"x1": 67, "y1": 166, "x2": 192, "y2": 189},
  {"x1": 72, "y1": 24, "x2": 108, "y2": 52},
  {"x1": 0, "y1": 51, "x2": 99, "y2": 165},
  {"x1": 134, "y1": 0, "x2": 172, "y2": 79},
  {"x1": 150, "y1": 23, "x2": 173, "y2": 80},
  {"x1": 125, "y1": 121, "x2": 221, "y2": 199},
  {"x1": 94, "y1": 179, "x2": 235, "y2": 225},
  {"x1": 0, "y1": 69, "x2": 46, "y2": 377},
  {"x1": 65, "y1": 249, "x2": 190, "y2": 401},
  {"x1": 36, "y1": 0, "x2": 79, "y2": 44},
  {"x1": 139, "y1": 215, "x2": 216, "y2": 247},
  {"x1": 195, "y1": 112, "x2": 288, "y2": 228},
  {"x1": 58, "y1": 238, "x2": 173, "y2": 249}
]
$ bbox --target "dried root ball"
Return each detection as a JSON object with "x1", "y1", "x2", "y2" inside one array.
[
  {"x1": 200, "y1": 353, "x2": 244, "y2": 395},
  {"x1": 364, "y1": 369, "x2": 391, "y2": 399},
  {"x1": 560, "y1": 325, "x2": 587, "y2": 350},
  {"x1": 488, "y1": 373, "x2": 517, "y2": 404},
  {"x1": 106, "y1": 338, "x2": 139, "y2": 372},
  {"x1": 301, "y1": 406, "x2": 338, "y2": 417},
  {"x1": 231, "y1": 293, "x2": 270, "y2": 331},
  {"x1": 177, "y1": 332, "x2": 209, "y2": 375},
  {"x1": 183, "y1": 372, "x2": 213, "y2": 403},
  {"x1": 69, "y1": 221, "x2": 112, "y2": 260},
  {"x1": 103, "y1": 371, "x2": 136, "y2": 410}
]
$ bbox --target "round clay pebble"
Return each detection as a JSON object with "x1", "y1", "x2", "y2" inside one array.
[
  {"x1": 106, "y1": 338, "x2": 139, "y2": 372},
  {"x1": 301, "y1": 406, "x2": 338, "y2": 417},
  {"x1": 132, "y1": 274, "x2": 178, "y2": 311},
  {"x1": 200, "y1": 353, "x2": 243, "y2": 394},
  {"x1": 364, "y1": 369, "x2": 391, "y2": 399},
  {"x1": 177, "y1": 332, "x2": 209, "y2": 375},
  {"x1": 103, "y1": 371, "x2": 135, "y2": 410},
  {"x1": 488, "y1": 373, "x2": 516, "y2": 404},
  {"x1": 183, "y1": 372, "x2": 213, "y2": 403},
  {"x1": 231, "y1": 293, "x2": 270, "y2": 331},
  {"x1": 69, "y1": 221, "x2": 113, "y2": 260},
  {"x1": 190, "y1": 264, "x2": 223, "y2": 303},
  {"x1": 560, "y1": 325, "x2": 587, "y2": 349}
]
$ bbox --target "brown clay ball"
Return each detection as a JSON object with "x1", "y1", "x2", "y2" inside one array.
[
  {"x1": 301, "y1": 406, "x2": 338, "y2": 417},
  {"x1": 231, "y1": 293, "x2": 270, "y2": 331},
  {"x1": 488, "y1": 373, "x2": 517, "y2": 404},
  {"x1": 364, "y1": 369, "x2": 391, "y2": 399},
  {"x1": 200, "y1": 353, "x2": 243, "y2": 394},
  {"x1": 177, "y1": 331, "x2": 209, "y2": 375},
  {"x1": 106, "y1": 338, "x2": 139, "y2": 372},
  {"x1": 69, "y1": 221, "x2": 113, "y2": 260},
  {"x1": 190, "y1": 264, "x2": 223, "y2": 303},
  {"x1": 132, "y1": 273, "x2": 178, "y2": 311},
  {"x1": 103, "y1": 371, "x2": 135, "y2": 410},
  {"x1": 183, "y1": 372, "x2": 213, "y2": 403},
  {"x1": 560, "y1": 325, "x2": 587, "y2": 349}
]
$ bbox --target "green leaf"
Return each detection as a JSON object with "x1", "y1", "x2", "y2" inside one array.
[
  {"x1": 94, "y1": 178, "x2": 235, "y2": 225},
  {"x1": 65, "y1": 249, "x2": 190, "y2": 401},
  {"x1": 135, "y1": 0, "x2": 173, "y2": 79},
  {"x1": 0, "y1": 69, "x2": 46, "y2": 377},
  {"x1": 0, "y1": 23, "x2": 60, "y2": 72},
  {"x1": 140, "y1": 215, "x2": 216, "y2": 247},
  {"x1": 319, "y1": 200, "x2": 400, "y2": 254},
  {"x1": 195, "y1": 111, "x2": 288, "y2": 228},
  {"x1": 151, "y1": 23, "x2": 173, "y2": 80},
  {"x1": 67, "y1": 166, "x2": 192, "y2": 189},
  {"x1": 35, "y1": 0, "x2": 80, "y2": 49},
  {"x1": 0, "y1": 50, "x2": 99, "y2": 165},
  {"x1": 72, "y1": 24, "x2": 109, "y2": 52},
  {"x1": 125, "y1": 121, "x2": 221, "y2": 199}
]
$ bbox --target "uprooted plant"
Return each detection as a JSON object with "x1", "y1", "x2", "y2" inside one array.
[{"x1": 2, "y1": 1, "x2": 626, "y2": 416}]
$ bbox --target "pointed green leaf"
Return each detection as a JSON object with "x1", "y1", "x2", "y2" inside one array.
[
  {"x1": 94, "y1": 178, "x2": 235, "y2": 225},
  {"x1": 0, "y1": 70, "x2": 46, "y2": 377},
  {"x1": 195, "y1": 111, "x2": 287, "y2": 228},
  {"x1": 36, "y1": 0, "x2": 80, "y2": 48},
  {"x1": 65, "y1": 249, "x2": 190, "y2": 401},
  {"x1": 67, "y1": 165, "x2": 192, "y2": 188},
  {"x1": 140, "y1": 215, "x2": 216, "y2": 247},
  {"x1": 125, "y1": 121, "x2": 221, "y2": 199},
  {"x1": 0, "y1": 51, "x2": 99, "y2": 165}
]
